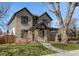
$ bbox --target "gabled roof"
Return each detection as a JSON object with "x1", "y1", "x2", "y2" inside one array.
[
  {"x1": 7, "y1": 7, "x2": 33, "y2": 25},
  {"x1": 38, "y1": 12, "x2": 52, "y2": 21},
  {"x1": 7, "y1": 7, "x2": 53, "y2": 25}
]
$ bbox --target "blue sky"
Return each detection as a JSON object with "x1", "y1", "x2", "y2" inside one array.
[{"x1": 0, "y1": 2, "x2": 79, "y2": 31}]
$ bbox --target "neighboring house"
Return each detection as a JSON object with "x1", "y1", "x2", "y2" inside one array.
[{"x1": 7, "y1": 7, "x2": 58, "y2": 42}]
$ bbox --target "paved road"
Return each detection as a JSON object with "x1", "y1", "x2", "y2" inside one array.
[{"x1": 47, "y1": 50, "x2": 79, "y2": 56}]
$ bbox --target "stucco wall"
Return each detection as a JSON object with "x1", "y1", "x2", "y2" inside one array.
[
  {"x1": 8, "y1": 17, "x2": 16, "y2": 35},
  {"x1": 15, "y1": 9, "x2": 33, "y2": 38}
]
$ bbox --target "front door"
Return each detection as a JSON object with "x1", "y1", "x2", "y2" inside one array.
[{"x1": 38, "y1": 29, "x2": 44, "y2": 40}]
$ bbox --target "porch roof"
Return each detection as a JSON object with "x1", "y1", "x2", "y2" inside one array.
[{"x1": 29, "y1": 22, "x2": 59, "y2": 31}]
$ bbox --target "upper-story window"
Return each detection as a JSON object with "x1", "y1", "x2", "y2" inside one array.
[
  {"x1": 33, "y1": 19, "x2": 37, "y2": 26},
  {"x1": 43, "y1": 19, "x2": 48, "y2": 25},
  {"x1": 21, "y1": 16, "x2": 28, "y2": 25},
  {"x1": 33, "y1": 16, "x2": 38, "y2": 26}
]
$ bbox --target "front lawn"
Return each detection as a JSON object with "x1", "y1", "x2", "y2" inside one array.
[
  {"x1": 0, "y1": 43, "x2": 56, "y2": 56},
  {"x1": 52, "y1": 43, "x2": 79, "y2": 51}
]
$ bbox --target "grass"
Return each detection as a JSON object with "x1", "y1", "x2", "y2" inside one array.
[
  {"x1": 52, "y1": 43, "x2": 79, "y2": 51},
  {"x1": 0, "y1": 43, "x2": 56, "y2": 56}
]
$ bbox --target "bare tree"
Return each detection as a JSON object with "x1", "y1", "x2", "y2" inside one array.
[
  {"x1": 45, "y1": 2, "x2": 79, "y2": 44},
  {"x1": 0, "y1": 3, "x2": 9, "y2": 18},
  {"x1": 0, "y1": 3, "x2": 9, "y2": 32}
]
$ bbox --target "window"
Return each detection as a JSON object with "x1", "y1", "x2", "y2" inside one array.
[
  {"x1": 21, "y1": 30, "x2": 28, "y2": 38},
  {"x1": 33, "y1": 16, "x2": 38, "y2": 26},
  {"x1": 43, "y1": 19, "x2": 48, "y2": 25},
  {"x1": 21, "y1": 16, "x2": 28, "y2": 25},
  {"x1": 33, "y1": 19, "x2": 37, "y2": 26}
]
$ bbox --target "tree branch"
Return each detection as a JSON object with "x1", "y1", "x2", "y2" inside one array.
[
  {"x1": 0, "y1": 4, "x2": 9, "y2": 18},
  {"x1": 65, "y1": 2, "x2": 76, "y2": 27},
  {"x1": 51, "y1": 2, "x2": 64, "y2": 28},
  {"x1": 56, "y1": 2, "x2": 64, "y2": 28},
  {"x1": 65, "y1": 2, "x2": 72, "y2": 25}
]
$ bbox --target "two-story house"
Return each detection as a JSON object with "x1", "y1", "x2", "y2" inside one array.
[{"x1": 7, "y1": 7, "x2": 58, "y2": 43}]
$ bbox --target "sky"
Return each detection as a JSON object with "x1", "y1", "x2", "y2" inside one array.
[{"x1": 0, "y1": 2, "x2": 79, "y2": 31}]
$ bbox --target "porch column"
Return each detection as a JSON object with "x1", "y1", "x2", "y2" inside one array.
[
  {"x1": 34, "y1": 30, "x2": 38, "y2": 42},
  {"x1": 44, "y1": 30, "x2": 48, "y2": 42},
  {"x1": 28, "y1": 31, "x2": 33, "y2": 41}
]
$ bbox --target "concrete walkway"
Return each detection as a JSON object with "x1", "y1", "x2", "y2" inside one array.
[
  {"x1": 41, "y1": 42, "x2": 67, "y2": 53},
  {"x1": 46, "y1": 50, "x2": 79, "y2": 56},
  {"x1": 41, "y1": 42, "x2": 79, "y2": 56},
  {"x1": 39, "y1": 41, "x2": 79, "y2": 56}
]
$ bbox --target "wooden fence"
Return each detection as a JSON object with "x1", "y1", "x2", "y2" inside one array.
[{"x1": 0, "y1": 35, "x2": 15, "y2": 44}]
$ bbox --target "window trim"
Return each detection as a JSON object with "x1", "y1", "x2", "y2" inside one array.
[
  {"x1": 21, "y1": 30, "x2": 28, "y2": 38},
  {"x1": 21, "y1": 16, "x2": 28, "y2": 25}
]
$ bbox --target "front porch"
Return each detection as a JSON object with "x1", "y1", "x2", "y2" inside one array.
[{"x1": 29, "y1": 22, "x2": 59, "y2": 43}]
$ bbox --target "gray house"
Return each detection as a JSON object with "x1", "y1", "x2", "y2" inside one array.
[{"x1": 7, "y1": 7, "x2": 58, "y2": 43}]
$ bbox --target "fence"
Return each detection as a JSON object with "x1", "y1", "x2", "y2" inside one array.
[{"x1": 0, "y1": 35, "x2": 15, "y2": 44}]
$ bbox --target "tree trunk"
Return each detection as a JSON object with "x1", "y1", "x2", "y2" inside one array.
[
  {"x1": 60, "y1": 28, "x2": 68, "y2": 44},
  {"x1": 55, "y1": 27, "x2": 68, "y2": 44},
  {"x1": 53, "y1": 2, "x2": 76, "y2": 44}
]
